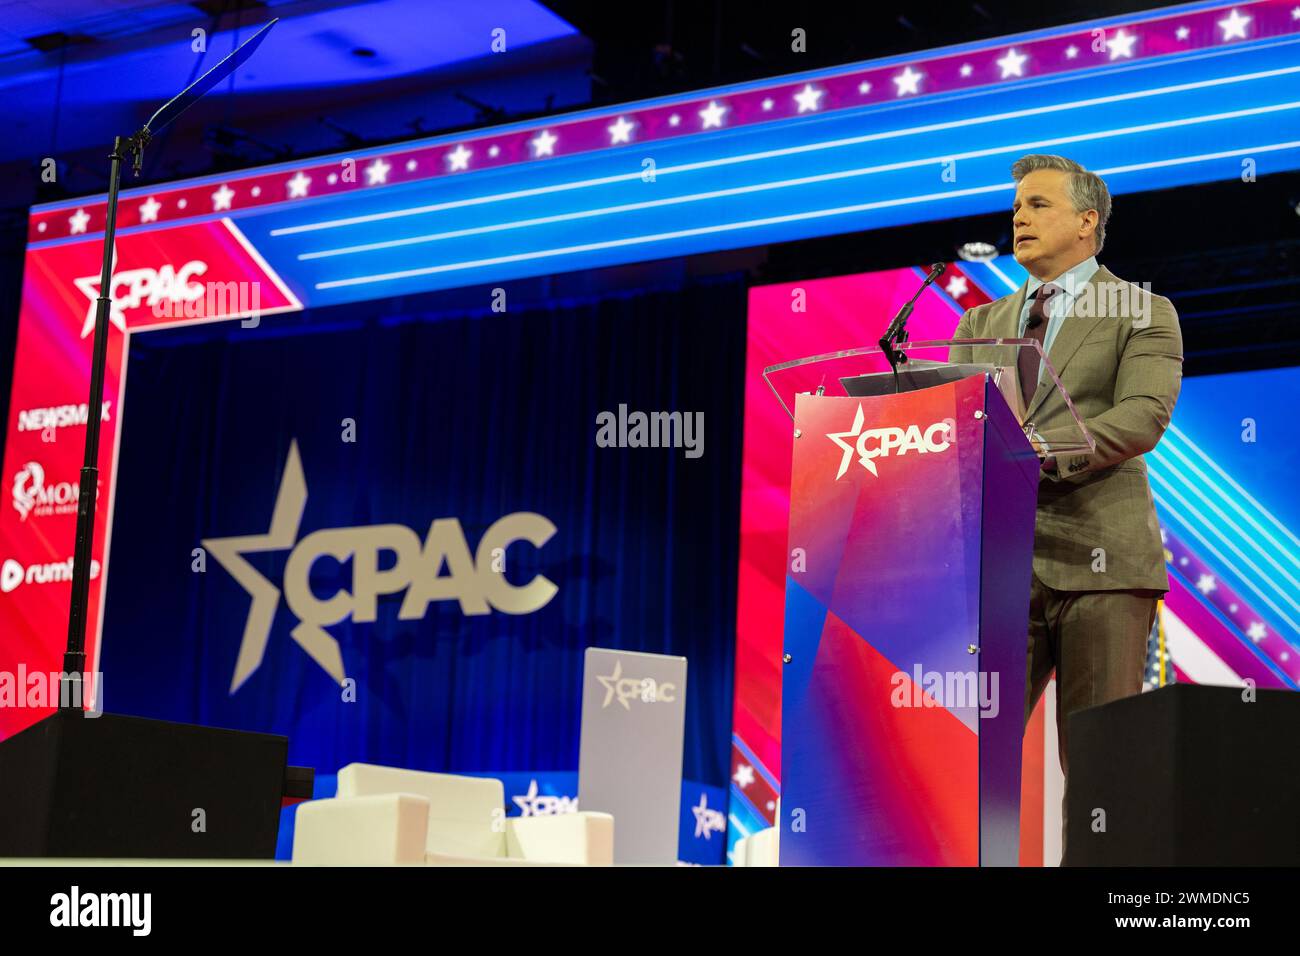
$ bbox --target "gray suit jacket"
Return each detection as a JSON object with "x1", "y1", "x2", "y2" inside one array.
[{"x1": 950, "y1": 265, "x2": 1183, "y2": 592}]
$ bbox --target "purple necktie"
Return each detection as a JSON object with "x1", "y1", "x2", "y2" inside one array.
[{"x1": 1018, "y1": 283, "x2": 1060, "y2": 410}]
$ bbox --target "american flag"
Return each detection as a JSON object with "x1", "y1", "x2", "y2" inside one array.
[{"x1": 1142, "y1": 600, "x2": 1176, "y2": 692}]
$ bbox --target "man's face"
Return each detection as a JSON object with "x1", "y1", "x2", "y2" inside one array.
[{"x1": 1012, "y1": 169, "x2": 1093, "y2": 276}]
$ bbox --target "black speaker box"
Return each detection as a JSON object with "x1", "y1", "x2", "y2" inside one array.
[
  {"x1": 1066, "y1": 683, "x2": 1300, "y2": 865},
  {"x1": 0, "y1": 710, "x2": 288, "y2": 858}
]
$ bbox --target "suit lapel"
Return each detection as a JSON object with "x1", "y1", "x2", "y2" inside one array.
[
  {"x1": 1023, "y1": 265, "x2": 1112, "y2": 421},
  {"x1": 987, "y1": 281, "x2": 1028, "y2": 368},
  {"x1": 998, "y1": 282, "x2": 1029, "y2": 338}
]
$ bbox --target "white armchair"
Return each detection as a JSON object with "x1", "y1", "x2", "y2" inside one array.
[
  {"x1": 293, "y1": 763, "x2": 614, "y2": 866},
  {"x1": 732, "y1": 825, "x2": 779, "y2": 867}
]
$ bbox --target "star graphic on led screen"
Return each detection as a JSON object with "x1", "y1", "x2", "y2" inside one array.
[
  {"x1": 1217, "y1": 8, "x2": 1251, "y2": 41},
  {"x1": 698, "y1": 99, "x2": 727, "y2": 128},
  {"x1": 1106, "y1": 29, "x2": 1137, "y2": 60},
  {"x1": 733, "y1": 764, "x2": 755, "y2": 788},
  {"x1": 997, "y1": 47, "x2": 1028, "y2": 78},
  {"x1": 365, "y1": 158, "x2": 391, "y2": 185},
  {"x1": 201, "y1": 440, "x2": 346, "y2": 693},
  {"x1": 446, "y1": 144, "x2": 472, "y2": 171},
  {"x1": 1065, "y1": 45, "x2": 1079, "y2": 59},
  {"x1": 1195, "y1": 573, "x2": 1217, "y2": 595},
  {"x1": 607, "y1": 116, "x2": 634, "y2": 144},
  {"x1": 793, "y1": 83, "x2": 823, "y2": 112},
  {"x1": 945, "y1": 275, "x2": 969, "y2": 298},
  {"x1": 287, "y1": 171, "x2": 311, "y2": 197},
  {"x1": 68, "y1": 208, "x2": 90, "y2": 234},
  {"x1": 138, "y1": 196, "x2": 161, "y2": 222},
  {"x1": 893, "y1": 65, "x2": 922, "y2": 95},
  {"x1": 959, "y1": 63, "x2": 972, "y2": 77},
  {"x1": 211, "y1": 183, "x2": 235, "y2": 211},
  {"x1": 1293, "y1": 6, "x2": 1300, "y2": 21},
  {"x1": 1176, "y1": 26, "x2": 1190, "y2": 40},
  {"x1": 857, "y1": 80, "x2": 871, "y2": 94},
  {"x1": 1246, "y1": 621, "x2": 1267, "y2": 641},
  {"x1": 530, "y1": 129, "x2": 558, "y2": 156}
]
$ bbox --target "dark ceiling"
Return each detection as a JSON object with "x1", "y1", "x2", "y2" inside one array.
[{"x1": 541, "y1": 0, "x2": 1188, "y2": 104}]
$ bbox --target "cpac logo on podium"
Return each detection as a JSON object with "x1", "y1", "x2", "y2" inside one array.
[
  {"x1": 827, "y1": 404, "x2": 953, "y2": 479},
  {"x1": 202, "y1": 441, "x2": 557, "y2": 693}
]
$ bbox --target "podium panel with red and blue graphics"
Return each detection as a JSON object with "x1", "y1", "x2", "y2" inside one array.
[{"x1": 778, "y1": 374, "x2": 1039, "y2": 865}]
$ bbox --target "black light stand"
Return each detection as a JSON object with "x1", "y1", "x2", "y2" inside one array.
[{"x1": 0, "y1": 20, "x2": 303, "y2": 860}]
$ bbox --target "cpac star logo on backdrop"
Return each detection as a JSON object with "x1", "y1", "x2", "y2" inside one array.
[
  {"x1": 511, "y1": 780, "x2": 580, "y2": 817},
  {"x1": 595, "y1": 659, "x2": 678, "y2": 710},
  {"x1": 202, "y1": 440, "x2": 558, "y2": 693},
  {"x1": 827, "y1": 404, "x2": 954, "y2": 479},
  {"x1": 73, "y1": 246, "x2": 209, "y2": 338}
]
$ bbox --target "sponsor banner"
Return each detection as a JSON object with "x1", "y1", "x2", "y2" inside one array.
[{"x1": 0, "y1": 218, "x2": 301, "y2": 736}]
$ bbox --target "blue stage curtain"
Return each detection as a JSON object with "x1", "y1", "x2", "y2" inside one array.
[{"x1": 101, "y1": 271, "x2": 746, "y2": 789}]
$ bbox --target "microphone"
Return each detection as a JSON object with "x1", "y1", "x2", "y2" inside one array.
[{"x1": 879, "y1": 262, "x2": 947, "y2": 359}]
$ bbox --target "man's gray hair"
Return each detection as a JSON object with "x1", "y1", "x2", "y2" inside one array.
[{"x1": 1011, "y1": 154, "x2": 1112, "y2": 255}]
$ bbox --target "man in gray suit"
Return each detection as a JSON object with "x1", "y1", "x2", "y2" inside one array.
[{"x1": 951, "y1": 154, "x2": 1183, "y2": 859}]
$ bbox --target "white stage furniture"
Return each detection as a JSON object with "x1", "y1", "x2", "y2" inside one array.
[{"x1": 293, "y1": 763, "x2": 613, "y2": 866}]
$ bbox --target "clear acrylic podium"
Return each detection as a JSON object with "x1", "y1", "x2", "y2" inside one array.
[{"x1": 768, "y1": 339, "x2": 1092, "y2": 866}]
